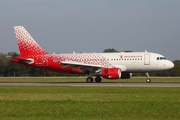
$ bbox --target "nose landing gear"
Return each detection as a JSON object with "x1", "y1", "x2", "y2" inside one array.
[{"x1": 146, "y1": 72, "x2": 151, "y2": 83}]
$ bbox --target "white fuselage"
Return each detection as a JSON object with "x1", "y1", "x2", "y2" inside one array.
[
  {"x1": 99, "y1": 52, "x2": 174, "y2": 72},
  {"x1": 45, "y1": 52, "x2": 174, "y2": 73}
]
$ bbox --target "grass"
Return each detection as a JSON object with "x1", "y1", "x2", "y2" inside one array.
[
  {"x1": 0, "y1": 77, "x2": 180, "y2": 83},
  {"x1": 0, "y1": 86, "x2": 180, "y2": 120}
]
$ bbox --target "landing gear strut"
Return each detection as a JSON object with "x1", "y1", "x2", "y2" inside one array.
[{"x1": 146, "y1": 72, "x2": 151, "y2": 83}]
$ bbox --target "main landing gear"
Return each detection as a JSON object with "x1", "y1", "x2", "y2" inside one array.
[
  {"x1": 146, "y1": 72, "x2": 151, "y2": 83},
  {"x1": 86, "y1": 74, "x2": 152, "y2": 83},
  {"x1": 86, "y1": 76, "x2": 102, "y2": 83}
]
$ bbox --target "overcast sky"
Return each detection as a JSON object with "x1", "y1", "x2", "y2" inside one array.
[{"x1": 0, "y1": 0, "x2": 180, "y2": 60}]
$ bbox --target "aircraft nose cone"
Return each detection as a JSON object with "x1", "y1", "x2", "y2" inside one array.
[{"x1": 168, "y1": 61, "x2": 174, "y2": 69}]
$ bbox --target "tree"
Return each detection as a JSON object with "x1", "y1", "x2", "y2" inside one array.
[
  {"x1": 0, "y1": 53, "x2": 10, "y2": 76},
  {"x1": 122, "y1": 50, "x2": 132, "y2": 52},
  {"x1": 103, "y1": 48, "x2": 119, "y2": 53},
  {"x1": 0, "y1": 62, "x2": 5, "y2": 76},
  {"x1": 103, "y1": 48, "x2": 132, "y2": 53}
]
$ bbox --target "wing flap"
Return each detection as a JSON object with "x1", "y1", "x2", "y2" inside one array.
[{"x1": 61, "y1": 61, "x2": 106, "y2": 68}]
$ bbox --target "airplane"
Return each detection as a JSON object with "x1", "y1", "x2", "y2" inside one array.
[{"x1": 11, "y1": 26, "x2": 174, "y2": 83}]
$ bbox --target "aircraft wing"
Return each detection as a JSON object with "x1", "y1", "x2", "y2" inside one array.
[{"x1": 54, "y1": 60, "x2": 112, "y2": 72}]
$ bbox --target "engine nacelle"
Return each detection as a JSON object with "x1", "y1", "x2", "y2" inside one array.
[
  {"x1": 101, "y1": 68, "x2": 131, "y2": 79},
  {"x1": 101, "y1": 68, "x2": 121, "y2": 79}
]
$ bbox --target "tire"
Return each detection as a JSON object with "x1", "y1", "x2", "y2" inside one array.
[
  {"x1": 146, "y1": 78, "x2": 151, "y2": 83},
  {"x1": 86, "y1": 77, "x2": 93, "y2": 83},
  {"x1": 95, "y1": 76, "x2": 102, "y2": 83}
]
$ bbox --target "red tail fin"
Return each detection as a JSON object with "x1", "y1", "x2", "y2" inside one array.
[{"x1": 14, "y1": 26, "x2": 48, "y2": 56}]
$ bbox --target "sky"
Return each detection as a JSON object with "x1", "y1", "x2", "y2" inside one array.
[{"x1": 0, "y1": 0, "x2": 180, "y2": 61}]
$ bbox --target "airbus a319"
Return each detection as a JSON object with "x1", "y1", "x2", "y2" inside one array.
[{"x1": 11, "y1": 26, "x2": 174, "y2": 83}]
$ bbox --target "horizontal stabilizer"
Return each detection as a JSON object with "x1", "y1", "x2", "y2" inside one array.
[{"x1": 13, "y1": 57, "x2": 34, "y2": 64}]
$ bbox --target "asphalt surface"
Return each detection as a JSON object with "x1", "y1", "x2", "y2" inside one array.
[{"x1": 0, "y1": 82, "x2": 180, "y2": 87}]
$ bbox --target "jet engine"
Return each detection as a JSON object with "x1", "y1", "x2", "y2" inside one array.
[{"x1": 101, "y1": 68, "x2": 131, "y2": 79}]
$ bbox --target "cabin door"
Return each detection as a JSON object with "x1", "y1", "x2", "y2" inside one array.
[{"x1": 144, "y1": 54, "x2": 150, "y2": 65}]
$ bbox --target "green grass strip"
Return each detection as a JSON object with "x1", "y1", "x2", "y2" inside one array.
[{"x1": 0, "y1": 86, "x2": 180, "y2": 120}]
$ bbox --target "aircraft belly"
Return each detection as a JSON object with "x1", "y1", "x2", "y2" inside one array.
[{"x1": 126, "y1": 63, "x2": 155, "y2": 72}]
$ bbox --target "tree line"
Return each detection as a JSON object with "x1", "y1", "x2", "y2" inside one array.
[{"x1": 0, "y1": 51, "x2": 180, "y2": 77}]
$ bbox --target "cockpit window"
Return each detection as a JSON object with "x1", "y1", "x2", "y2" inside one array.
[{"x1": 157, "y1": 57, "x2": 166, "y2": 60}]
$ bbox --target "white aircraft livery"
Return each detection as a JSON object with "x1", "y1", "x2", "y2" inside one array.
[{"x1": 11, "y1": 26, "x2": 174, "y2": 83}]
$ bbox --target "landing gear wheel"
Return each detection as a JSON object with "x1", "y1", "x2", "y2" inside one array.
[
  {"x1": 146, "y1": 78, "x2": 151, "y2": 83},
  {"x1": 86, "y1": 77, "x2": 93, "y2": 83},
  {"x1": 95, "y1": 76, "x2": 102, "y2": 83}
]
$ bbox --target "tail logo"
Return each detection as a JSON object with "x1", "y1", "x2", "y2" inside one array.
[{"x1": 14, "y1": 26, "x2": 48, "y2": 56}]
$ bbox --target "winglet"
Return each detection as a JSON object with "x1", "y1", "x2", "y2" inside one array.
[{"x1": 14, "y1": 26, "x2": 48, "y2": 56}]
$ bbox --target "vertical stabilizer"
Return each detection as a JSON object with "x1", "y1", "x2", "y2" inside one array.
[{"x1": 14, "y1": 26, "x2": 48, "y2": 56}]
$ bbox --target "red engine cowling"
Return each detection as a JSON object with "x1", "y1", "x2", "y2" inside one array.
[
  {"x1": 101, "y1": 68, "x2": 121, "y2": 79},
  {"x1": 101, "y1": 68, "x2": 131, "y2": 79}
]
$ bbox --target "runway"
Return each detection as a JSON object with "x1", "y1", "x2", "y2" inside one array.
[{"x1": 0, "y1": 82, "x2": 180, "y2": 87}]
